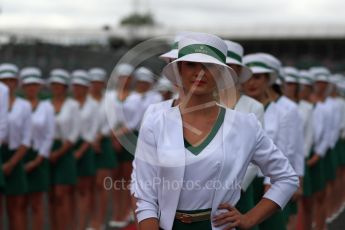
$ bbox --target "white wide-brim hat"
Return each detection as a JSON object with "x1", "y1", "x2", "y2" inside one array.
[
  {"x1": 49, "y1": 69, "x2": 70, "y2": 85},
  {"x1": 243, "y1": 54, "x2": 277, "y2": 85},
  {"x1": 162, "y1": 33, "x2": 237, "y2": 89},
  {"x1": 224, "y1": 40, "x2": 252, "y2": 83},
  {"x1": 0, "y1": 63, "x2": 19, "y2": 80},
  {"x1": 71, "y1": 70, "x2": 90, "y2": 87},
  {"x1": 20, "y1": 67, "x2": 44, "y2": 85}
]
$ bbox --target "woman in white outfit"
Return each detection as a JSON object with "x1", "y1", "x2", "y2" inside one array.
[
  {"x1": 71, "y1": 70, "x2": 99, "y2": 230},
  {"x1": 133, "y1": 33, "x2": 299, "y2": 230},
  {"x1": 20, "y1": 67, "x2": 55, "y2": 230},
  {"x1": 0, "y1": 63, "x2": 31, "y2": 230},
  {"x1": 49, "y1": 68, "x2": 79, "y2": 230},
  {"x1": 88, "y1": 68, "x2": 118, "y2": 230}
]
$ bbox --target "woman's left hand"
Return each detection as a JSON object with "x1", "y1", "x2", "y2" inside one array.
[{"x1": 212, "y1": 203, "x2": 252, "y2": 230}]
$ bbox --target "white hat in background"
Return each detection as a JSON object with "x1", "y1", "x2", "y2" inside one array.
[
  {"x1": 20, "y1": 67, "x2": 44, "y2": 85},
  {"x1": 162, "y1": 32, "x2": 237, "y2": 89},
  {"x1": 329, "y1": 73, "x2": 343, "y2": 85},
  {"x1": 243, "y1": 53, "x2": 277, "y2": 85},
  {"x1": 299, "y1": 70, "x2": 314, "y2": 86},
  {"x1": 159, "y1": 32, "x2": 192, "y2": 63},
  {"x1": 49, "y1": 68, "x2": 70, "y2": 85},
  {"x1": 89, "y1": 68, "x2": 107, "y2": 82},
  {"x1": 0, "y1": 63, "x2": 19, "y2": 80},
  {"x1": 134, "y1": 67, "x2": 155, "y2": 84},
  {"x1": 224, "y1": 40, "x2": 252, "y2": 83},
  {"x1": 155, "y1": 76, "x2": 174, "y2": 92},
  {"x1": 282, "y1": 67, "x2": 299, "y2": 84},
  {"x1": 114, "y1": 63, "x2": 134, "y2": 77},
  {"x1": 71, "y1": 70, "x2": 90, "y2": 87},
  {"x1": 309, "y1": 67, "x2": 331, "y2": 83}
]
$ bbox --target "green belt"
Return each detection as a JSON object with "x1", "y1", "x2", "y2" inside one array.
[{"x1": 175, "y1": 209, "x2": 211, "y2": 224}]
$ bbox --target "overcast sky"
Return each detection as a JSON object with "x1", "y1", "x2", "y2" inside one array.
[{"x1": 0, "y1": 0, "x2": 344, "y2": 29}]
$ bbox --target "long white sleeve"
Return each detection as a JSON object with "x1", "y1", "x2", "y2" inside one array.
[{"x1": 0, "y1": 84, "x2": 9, "y2": 144}]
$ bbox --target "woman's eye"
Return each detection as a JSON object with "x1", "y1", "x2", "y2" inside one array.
[{"x1": 185, "y1": 61, "x2": 196, "y2": 67}]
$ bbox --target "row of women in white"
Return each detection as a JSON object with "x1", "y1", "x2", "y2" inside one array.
[
  {"x1": 130, "y1": 33, "x2": 345, "y2": 230},
  {"x1": 0, "y1": 63, "x2": 167, "y2": 230},
  {"x1": 0, "y1": 31, "x2": 345, "y2": 230}
]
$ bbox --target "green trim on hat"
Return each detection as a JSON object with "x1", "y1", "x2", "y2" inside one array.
[
  {"x1": 171, "y1": 42, "x2": 178, "y2": 49},
  {"x1": 227, "y1": 51, "x2": 242, "y2": 63},
  {"x1": 0, "y1": 70, "x2": 17, "y2": 76},
  {"x1": 286, "y1": 74, "x2": 299, "y2": 79},
  {"x1": 178, "y1": 44, "x2": 226, "y2": 63},
  {"x1": 21, "y1": 75, "x2": 41, "y2": 80},
  {"x1": 246, "y1": 62, "x2": 272, "y2": 70},
  {"x1": 51, "y1": 75, "x2": 69, "y2": 83},
  {"x1": 300, "y1": 77, "x2": 313, "y2": 84}
]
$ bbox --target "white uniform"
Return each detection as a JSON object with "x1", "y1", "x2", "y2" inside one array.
[
  {"x1": 54, "y1": 98, "x2": 80, "y2": 144},
  {"x1": 133, "y1": 107, "x2": 299, "y2": 230},
  {"x1": 312, "y1": 102, "x2": 329, "y2": 157},
  {"x1": 339, "y1": 98, "x2": 345, "y2": 139},
  {"x1": 0, "y1": 82, "x2": 9, "y2": 144},
  {"x1": 76, "y1": 96, "x2": 99, "y2": 143},
  {"x1": 95, "y1": 96, "x2": 112, "y2": 137},
  {"x1": 30, "y1": 101, "x2": 55, "y2": 158},
  {"x1": 323, "y1": 98, "x2": 337, "y2": 150},
  {"x1": 329, "y1": 97, "x2": 343, "y2": 147},
  {"x1": 4, "y1": 98, "x2": 32, "y2": 150},
  {"x1": 234, "y1": 95, "x2": 264, "y2": 190},
  {"x1": 298, "y1": 100, "x2": 314, "y2": 158},
  {"x1": 275, "y1": 96, "x2": 305, "y2": 177}
]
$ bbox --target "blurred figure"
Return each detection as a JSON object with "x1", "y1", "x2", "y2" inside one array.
[
  {"x1": 71, "y1": 70, "x2": 98, "y2": 230},
  {"x1": 21, "y1": 67, "x2": 55, "y2": 230},
  {"x1": 296, "y1": 70, "x2": 314, "y2": 230},
  {"x1": 282, "y1": 67, "x2": 300, "y2": 102},
  {"x1": 155, "y1": 76, "x2": 174, "y2": 101},
  {"x1": 0, "y1": 63, "x2": 30, "y2": 230},
  {"x1": 49, "y1": 69, "x2": 79, "y2": 230},
  {"x1": 88, "y1": 68, "x2": 118, "y2": 230}
]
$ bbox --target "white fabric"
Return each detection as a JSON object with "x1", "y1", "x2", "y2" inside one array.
[
  {"x1": 234, "y1": 95, "x2": 264, "y2": 190},
  {"x1": 54, "y1": 98, "x2": 80, "y2": 143},
  {"x1": 94, "y1": 96, "x2": 112, "y2": 136},
  {"x1": 177, "y1": 123, "x2": 224, "y2": 210},
  {"x1": 30, "y1": 101, "x2": 55, "y2": 158},
  {"x1": 275, "y1": 96, "x2": 305, "y2": 176},
  {"x1": 76, "y1": 96, "x2": 99, "y2": 143},
  {"x1": 312, "y1": 102, "x2": 329, "y2": 157},
  {"x1": 0, "y1": 83, "x2": 9, "y2": 144},
  {"x1": 20, "y1": 67, "x2": 43, "y2": 85},
  {"x1": 339, "y1": 98, "x2": 345, "y2": 139},
  {"x1": 298, "y1": 101, "x2": 314, "y2": 158},
  {"x1": 234, "y1": 95, "x2": 264, "y2": 126},
  {"x1": 329, "y1": 97, "x2": 343, "y2": 147},
  {"x1": 49, "y1": 69, "x2": 70, "y2": 85},
  {"x1": 4, "y1": 98, "x2": 32, "y2": 150},
  {"x1": 115, "y1": 63, "x2": 134, "y2": 77},
  {"x1": 133, "y1": 107, "x2": 298, "y2": 230}
]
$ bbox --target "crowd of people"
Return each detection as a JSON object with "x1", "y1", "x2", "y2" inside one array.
[{"x1": 0, "y1": 31, "x2": 345, "y2": 230}]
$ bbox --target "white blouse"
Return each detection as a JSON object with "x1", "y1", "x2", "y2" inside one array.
[
  {"x1": 5, "y1": 97, "x2": 32, "y2": 150},
  {"x1": 0, "y1": 83, "x2": 9, "y2": 144},
  {"x1": 133, "y1": 106, "x2": 299, "y2": 230},
  {"x1": 298, "y1": 100, "x2": 314, "y2": 158},
  {"x1": 54, "y1": 98, "x2": 80, "y2": 144},
  {"x1": 30, "y1": 101, "x2": 55, "y2": 158},
  {"x1": 76, "y1": 96, "x2": 99, "y2": 143},
  {"x1": 94, "y1": 96, "x2": 111, "y2": 136},
  {"x1": 275, "y1": 96, "x2": 304, "y2": 177},
  {"x1": 312, "y1": 102, "x2": 330, "y2": 157}
]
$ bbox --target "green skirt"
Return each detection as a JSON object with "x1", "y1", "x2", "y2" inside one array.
[
  {"x1": 309, "y1": 153, "x2": 326, "y2": 193},
  {"x1": 50, "y1": 140, "x2": 77, "y2": 186},
  {"x1": 236, "y1": 183, "x2": 259, "y2": 230},
  {"x1": 24, "y1": 149, "x2": 50, "y2": 193},
  {"x1": 252, "y1": 177, "x2": 286, "y2": 230},
  {"x1": 334, "y1": 139, "x2": 342, "y2": 168},
  {"x1": 75, "y1": 140, "x2": 96, "y2": 177},
  {"x1": 303, "y1": 159, "x2": 313, "y2": 197},
  {"x1": 0, "y1": 146, "x2": 6, "y2": 189},
  {"x1": 340, "y1": 139, "x2": 345, "y2": 166},
  {"x1": 117, "y1": 132, "x2": 138, "y2": 163},
  {"x1": 95, "y1": 137, "x2": 118, "y2": 169},
  {"x1": 283, "y1": 201, "x2": 298, "y2": 224},
  {"x1": 324, "y1": 149, "x2": 336, "y2": 182},
  {"x1": 1, "y1": 145, "x2": 28, "y2": 195}
]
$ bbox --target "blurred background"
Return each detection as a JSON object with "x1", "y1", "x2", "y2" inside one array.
[{"x1": 0, "y1": 0, "x2": 345, "y2": 75}]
